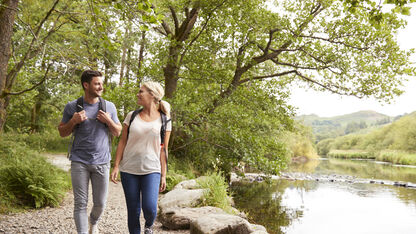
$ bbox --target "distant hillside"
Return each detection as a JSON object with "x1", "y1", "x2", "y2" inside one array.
[
  {"x1": 296, "y1": 110, "x2": 392, "y2": 142},
  {"x1": 316, "y1": 111, "x2": 416, "y2": 155}
]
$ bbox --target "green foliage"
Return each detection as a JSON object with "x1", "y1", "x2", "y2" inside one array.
[
  {"x1": 0, "y1": 137, "x2": 71, "y2": 213},
  {"x1": 282, "y1": 123, "x2": 318, "y2": 160},
  {"x1": 197, "y1": 172, "x2": 234, "y2": 213},
  {"x1": 327, "y1": 150, "x2": 375, "y2": 159},
  {"x1": 376, "y1": 150, "x2": 416, "y2": 165},
  {"x1": 163, "y1": 157, "x2": 196, "y2": 192},
  {"x1": 2, "y1": 0, "x2": 415, "y2": 180},
  {"x1": 320, "y1": 112, "x2": 416, "y2": 165},
  {"x1": 3, "y1": 129, "x2": 68, "y2": 153},
  {"x1": 297, "y1": 111, "x2": 392, "y2": 142}
]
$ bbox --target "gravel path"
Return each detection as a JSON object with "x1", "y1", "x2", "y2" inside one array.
[{"x1": 0, "y1": 154, "x2": 189, "y2": 234}]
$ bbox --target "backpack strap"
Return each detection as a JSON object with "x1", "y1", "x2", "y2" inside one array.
[
  {"x1": 76, "y1": 97, "x2": 83, "y2": 112},
  {"x1": 98, "y1": 97, "x2": 106, "y2": 112},
  {"x1": 160, "y1": 111, "x2": 171, "y2": 171},
  {"x1": 127, "y1": 108, "x2": 143, "y2": 138}
]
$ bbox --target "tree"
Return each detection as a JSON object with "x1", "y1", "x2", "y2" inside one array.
[
  {"x1": 0, "y1": 0, "x2": 19, "y2": 131},
  {"x1": 142, "y1": 0, "x2": 415, "y2": 174}
]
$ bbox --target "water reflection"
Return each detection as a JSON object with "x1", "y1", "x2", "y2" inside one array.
[
  {"x1": 290, "y1": 158, "x2": 416, "y2": 184},
  {"x1": 232, "y1": 159, "x2": 416, "y2": 234}
]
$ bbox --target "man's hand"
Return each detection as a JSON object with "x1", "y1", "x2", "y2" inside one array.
[
  {"x1": 73, "y1": 110, "x2": 88, "y2": 124},
  {"x1": 96, "y1": 110, "x2": 111, "y2": 124}
]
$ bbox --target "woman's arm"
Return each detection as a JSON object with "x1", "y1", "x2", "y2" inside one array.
[{"x1": 110, "y1": 123, "x2": 129, "y2": 184}]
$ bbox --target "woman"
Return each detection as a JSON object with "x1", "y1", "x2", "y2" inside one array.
[{"x1": 111, "y1": 81, "x2": 171, "y2": 234}]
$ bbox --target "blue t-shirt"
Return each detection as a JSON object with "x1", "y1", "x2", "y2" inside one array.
[{"x1": 61, "y1": 98, "x2": 120, "y2": 165}]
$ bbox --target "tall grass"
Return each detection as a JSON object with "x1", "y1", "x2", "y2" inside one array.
[
  {"x1": 0, "y1": 134, "x2": 71, "y2": 214},
  {"x1": 197, "y1": 172, "x2": 234, "y2": 213},
  {"x1": 327, "y1": 150, "x2": 375, "y2": 159},
  {"x1": 4, "y1": 129, "x2": 68, "y2": 153},
  {"x1": 376, "y1": 151, "x2": 416, "y2": 165}
]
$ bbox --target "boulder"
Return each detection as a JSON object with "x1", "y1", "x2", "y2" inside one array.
[
  {"x1": 159, "y1": 188, "x2": 206, "y2": 211},
  {"x1": 174, "y1": 179, "x2": 199, "y2": 189},
  {"x1": 159, "y1": 206, "x2": 226, "y2": 230},
  {"x1": 190, "y1": 213, "x2": 252, "y2": 234}
]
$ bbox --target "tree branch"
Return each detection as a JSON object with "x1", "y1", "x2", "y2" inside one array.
[
  {"x1": 169, "y1": 6, "x2": 179, "y2": 34},
  {"x1": 239, "y1": 70, "x2": 297, "y2": 84},
  {"x1": 5, "y1": 63, "x2": 51, "y2": 97}
]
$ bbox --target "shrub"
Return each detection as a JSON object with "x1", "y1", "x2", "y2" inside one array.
[
  {"x1": 197, "y1": 172, "x2": 234, "y2": 213},
  {"x1": 0, "y1": 138, "x2": 71, "y2": 213}
]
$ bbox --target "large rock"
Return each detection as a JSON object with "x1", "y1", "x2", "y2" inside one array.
[
  {"x1": 190, "y1": 213, "x2": 252, "y2": 234},
  {"x1": 159, "y1": 206, "x2": 226, "y2": 230},
  {"x1": 174, "y1": 179, "x2": 199, "y2": 189},
  {"x1": 159, "y1": 188, "x2": 206, "y2": 211}
]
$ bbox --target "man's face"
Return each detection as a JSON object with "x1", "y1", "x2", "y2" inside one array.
[{"x1": 85, "y1": 76, "x2": 103, "y2": 97}]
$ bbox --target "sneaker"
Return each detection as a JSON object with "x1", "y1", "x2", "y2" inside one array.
[
  {"x1": 89, "y1": 224, "x2": 98, "y2": 234},
  {"x1": 144, "y1": 227, "x2": 153, "y2": 234},
  {"x1": 89, "y1": 217, "x2": 99, "y2": 234}
]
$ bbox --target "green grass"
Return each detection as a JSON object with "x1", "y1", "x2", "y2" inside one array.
[
  {"x1": 376, "y1": 151, "x2": 416, "y2": 166},
  {"x1": 327, "y1": 150, "x2": 375, "y2": 159},
  {"x1": 197, "y1": 172, "x2": 235, "y2": 214}
]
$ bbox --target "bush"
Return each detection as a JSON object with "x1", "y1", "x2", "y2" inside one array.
[
  {"x1": 0, "y1": 137, "x2": 71, "y2": 213},
  {"x1": 197, "y1": 172, "x2": 234, "y2": 213}
]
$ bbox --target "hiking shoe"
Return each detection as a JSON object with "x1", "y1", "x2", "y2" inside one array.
[
  {"x1": 144, "y1": 227, "x2": 153, "y2": 234},
  {"x1": 89, "y1": 224, "x2": 98, "y2": 234},
  {"x1": 89, "y1": 217, "x2": 99, "y2": 234}
]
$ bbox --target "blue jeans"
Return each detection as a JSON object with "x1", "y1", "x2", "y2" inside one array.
[
  {"x1": 71, "y1": 161, "x2": 110, "y2": 234},
  {"x1": 120, "y1": 172, "x2": 161, "y2": 234}
]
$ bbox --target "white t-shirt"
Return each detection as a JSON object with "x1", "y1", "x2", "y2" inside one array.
[{"x1": 119, "y1": 111, "x2": 172, "y2": 175}]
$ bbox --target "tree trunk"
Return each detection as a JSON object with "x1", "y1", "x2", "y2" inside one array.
[
  {"x1": 163, "y1": 46, "x2": 181, "y2": 98},
  {"x1": 0, "y1": 0, "x2": 19, "y2": 132},
  {"x1": 137, "y1": 31, "x2": 146, "y2": 84}
]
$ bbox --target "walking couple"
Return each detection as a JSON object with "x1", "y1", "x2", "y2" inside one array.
[{"x1": 58, "y1": 70, "x2": 171, "y2": 234}]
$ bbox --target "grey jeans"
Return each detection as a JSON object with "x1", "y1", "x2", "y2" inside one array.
[{"x1": 71, "y1": 161, "x2": 110, "y2": 234}]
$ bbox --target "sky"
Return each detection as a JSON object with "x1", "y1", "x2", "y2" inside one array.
[{"x1": 288, "y1": 5, "x2": 416, "y2": 118}]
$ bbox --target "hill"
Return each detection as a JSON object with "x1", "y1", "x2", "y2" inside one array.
[
  {"x1": 296, "y1": 110, "x2": 392, "y2": 142},
  {"x1": 316, "y1": 111, "x2": 416, "y2": 161}
]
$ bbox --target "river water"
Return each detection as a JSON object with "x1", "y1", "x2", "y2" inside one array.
[{"x1": 231, "y1": 158, "x2": 416, "y2": 234}]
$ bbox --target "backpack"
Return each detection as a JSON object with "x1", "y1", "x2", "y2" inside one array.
[
  {"x1": 127, "y1": 108, "x2": 171, "y2": 169},
  {"x1": 67, "y1": 97, "x2": 109, "y2": 158}
]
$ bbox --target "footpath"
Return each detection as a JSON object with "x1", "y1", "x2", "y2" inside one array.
[{"x1": 0, "y1": 154, "x2": 188, "y2": 234}]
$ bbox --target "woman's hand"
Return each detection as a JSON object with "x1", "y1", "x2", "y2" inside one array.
[
  {"x1": 159, "y1": 176, "x2": 166, "y2": 192},
  {"x1": 110, "y1": 167, "x2": 119, "y2": 184}
]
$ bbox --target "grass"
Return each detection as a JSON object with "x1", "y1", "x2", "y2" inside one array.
[
  {"x1": 197, "y1": 172, "x2": 235, "y2": 214},
  {"x1": 327, "y1": 150, "x2": 375, "y2": 159},
  {"x1": 376, "y1": 150, "x2": 416, "y2": 166}
]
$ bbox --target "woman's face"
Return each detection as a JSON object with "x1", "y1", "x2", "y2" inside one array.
[{"x1": 137, "y1": 86, "x2": 153, "y2": 106}]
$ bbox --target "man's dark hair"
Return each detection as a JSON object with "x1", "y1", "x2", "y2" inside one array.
[{"x1": 81, "y1": 70, "x2": 102, "y2": 90}]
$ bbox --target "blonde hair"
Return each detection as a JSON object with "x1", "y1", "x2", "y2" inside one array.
[{"x1": 142, "y1": 81, "x2": 171, "y2": 117}]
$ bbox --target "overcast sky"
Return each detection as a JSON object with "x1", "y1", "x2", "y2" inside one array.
[{"x1": 289, "y1": 5, "x2": 416, "y2": 118}]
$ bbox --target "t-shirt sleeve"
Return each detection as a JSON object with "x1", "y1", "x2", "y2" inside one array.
[
  {"x1": 108, "y1": 102, "x2": 120, "y2": 124},
  {"x1": 61, "y1": 101, "x2": 75, "y2": 123},
  {"x1": 123, "y1": 111, "x2": 134, "y2": 126}
]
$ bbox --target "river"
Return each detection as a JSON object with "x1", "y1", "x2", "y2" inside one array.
[{"x1": 231, "y1": 158, "x2": 416, "y2": 234}]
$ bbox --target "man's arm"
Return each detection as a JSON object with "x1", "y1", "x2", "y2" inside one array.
[
  {"x1": 58, "y1": 110, "x2": 88, "y2": 137},
  {"x1": 97, "y1": 110, "x2": 122, "y2": 137}
]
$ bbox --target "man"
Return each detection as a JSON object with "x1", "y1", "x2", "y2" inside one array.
[{"x1": 58, "y1": 70, "x2": 122, "y2": 234}]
